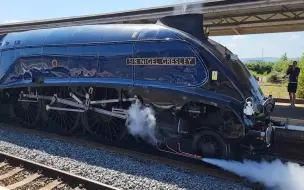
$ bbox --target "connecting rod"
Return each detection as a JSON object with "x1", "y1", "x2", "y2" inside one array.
[{"x1": 18, "y1": 91, "x2": 129, "y2": 120}]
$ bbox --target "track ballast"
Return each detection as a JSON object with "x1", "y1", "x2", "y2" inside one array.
[{"x1": 0, "y1": 151, "x2": 118, "y2": 190}]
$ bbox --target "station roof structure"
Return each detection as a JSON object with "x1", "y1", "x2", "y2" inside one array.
[{"x1": 0, "y1": 0, "x2": 303, "y2": 36}]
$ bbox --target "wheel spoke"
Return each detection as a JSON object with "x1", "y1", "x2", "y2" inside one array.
[
  {"x1": 42, "y1": 88, "x2": 81, "y2": 135},
  {"x1": 11, "y1": 89, "x2": 41, "y2": 128},
  {"x1": 195, "y1": 131, "x2": 228, "y2": 159},
  {"x1": 83, "y1": 88, "x2": 129, "y2": 142}
]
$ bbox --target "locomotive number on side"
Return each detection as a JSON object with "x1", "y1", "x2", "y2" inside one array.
[{"x1": 126, "y1": 57, "x2": 196, "y2": 66}]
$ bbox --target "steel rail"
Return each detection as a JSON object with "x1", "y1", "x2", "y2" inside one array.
[
  {"x1": 1, "y1": 121, "x2": 304, "y2": 189},
  {"x1": 0, "y1": 123, "x2": 243, "y2": 183},
  {"x1": 0, "y1": 151, "x2": 120, "y2": 190}
]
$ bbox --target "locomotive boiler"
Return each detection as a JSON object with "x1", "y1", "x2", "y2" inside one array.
[{"x1": 0, "y1": 14, "x2": 275, "y2": 160}]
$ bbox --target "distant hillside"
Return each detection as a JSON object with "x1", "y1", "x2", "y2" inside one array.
[{"x1": 240, "y1": 57, "x2": 299, "y2": 63}]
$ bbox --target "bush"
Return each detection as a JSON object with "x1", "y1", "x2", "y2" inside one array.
[
  {"x1": 272, "y1": 60, "x2": 289, "y2": 73},
  {"x1": 245, "y1": 61, "x2": 273, "y2": 75},
  {"x1": 296, "y1": 55, "x2": 304, "y2": 99},
  {"x1": 244, "y1": 53, "x2": 304, "y2": 99},
  {"x1": 266, "y1": 72, "x2": 282, "y2": 83}
]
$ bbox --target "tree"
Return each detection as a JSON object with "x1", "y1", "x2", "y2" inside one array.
[
  {"x1": 245, "y1": 61, "x2": 273, "y2": 75},
  {"x1": 281, "y1": 53, "x2": 288, "y2": 61},
  {"x1": 273, "y1": 53, "x2": 290, "y2": 73}
]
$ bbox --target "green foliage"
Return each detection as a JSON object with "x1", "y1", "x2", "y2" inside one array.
[
  {"x1": 296, "y1": 55, "x2": 304, "y2": 98},
  {"x1": 245, "y1": 61, "x2": 272, "y2": 75},
  {"x1": 266, "y1": 72, "x2": 284, "y2": 83},
  {"x1": 272, "y1": 59, "x2": 289, "y2": 73},
  {"x1": 280, "y1": 52, "x2": 288, "y2": 61},
  {"x1": 244, "y1": 52, "x2": 304, "y2": 99}
]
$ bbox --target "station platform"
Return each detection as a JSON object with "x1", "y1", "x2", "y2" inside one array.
[
  {"x1": 271, "y1": 102, "x2": 304, "y2": 144},
  {"x1": 272, "y1": 102, "x2": 304, "y2": 125}
]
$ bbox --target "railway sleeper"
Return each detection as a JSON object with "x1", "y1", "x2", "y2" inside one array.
[{"x1": 0, "y1": 152, "x2": 117, "y2": 190}]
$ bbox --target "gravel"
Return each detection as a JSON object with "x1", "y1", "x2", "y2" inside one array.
[{"x1": 0, "y1": 125, "x2": 251, "y2": 190}]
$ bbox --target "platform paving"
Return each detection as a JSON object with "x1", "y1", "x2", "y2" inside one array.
[
  {"x1": 270, "y1": 103, "x2": 304, "y2": 144},
  {"x1": 272, "y1": 103, "x2": 304, "y2": 125}
]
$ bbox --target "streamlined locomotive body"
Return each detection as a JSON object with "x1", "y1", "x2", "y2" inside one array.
[{"x1": 0, "y1": 14, "x2": 275, "y2": 159}]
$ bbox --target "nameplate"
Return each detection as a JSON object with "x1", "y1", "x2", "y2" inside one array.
[{"x1": 126, "y1": 57, "x2": 196, "y2": 66}]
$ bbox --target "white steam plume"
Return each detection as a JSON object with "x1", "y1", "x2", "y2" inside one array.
[
  {"x1": 126, "y1": 102, "x2": 158, "y2": 146},
  {"x1": 172, "y1": 0, "x2": 203, "y2": 15},
  {"x1": 173, "y1": 0, "x2": 188, "y2": 15},
  {"x1": 202, "y1": 158, "x2": 304, "y2": 190}
]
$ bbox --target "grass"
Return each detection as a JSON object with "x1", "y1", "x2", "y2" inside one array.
[{"x1": 259, "y1": 83, "x2": 289, "y2": 99}]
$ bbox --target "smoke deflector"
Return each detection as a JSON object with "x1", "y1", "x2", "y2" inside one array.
[{"x1": 156, "y1": 14, "x2": 206, "y2": 40}]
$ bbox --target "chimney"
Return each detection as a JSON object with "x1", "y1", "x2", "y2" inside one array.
[{"x1": 156, "y1": 14, "x2": 206, "y2": 40}]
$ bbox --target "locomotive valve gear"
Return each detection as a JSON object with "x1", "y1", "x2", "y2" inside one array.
[
  {"x1": 35, "y1": 90, "x2": 38, "y2": 101},
  {"x1": 134, "y1": 95, "x2": 140, "y2": 104},
  {"x1": 112, "y1": 108, "x2": 128, "y2": 116},
  {"x1": 50, "y1": 95, "x2": 57, "y2": 106},
  {"x1": 89, "y1": 87, "x2": 93, "y2": 94},
  {"x1": 85, "y1": 93, "x2": 90, "y2": 107},
  {"x1": 70, "y1": 92, "x2": 82, "y2": 104},
  {"x1": 19, "y1": 92, "x2": 23, "y2": 99},
  {"x1": 45, "y1": 105, "x2": 51, "y2": 111}
]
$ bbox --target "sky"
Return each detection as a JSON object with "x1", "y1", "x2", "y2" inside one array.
[{"x1": 0, "y1": 0, "x2": 303, "y2": 59}]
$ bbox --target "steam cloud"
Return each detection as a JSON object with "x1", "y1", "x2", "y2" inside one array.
[
  {"x1": 203, "y1": 158, "x2": 304, "y2": 190},
  {"x1": 126, "y1": 102, "x2": 158, "y2": 146},
  {"x1": 173, "y1": 0, "x2": 203, "y2": 15},
  {"x1": 173, "y1": 0, "x2": 188, "y2": 15}
]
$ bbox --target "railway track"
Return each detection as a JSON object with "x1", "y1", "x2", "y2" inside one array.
[
  {"x1": 1, "y1": 121, "x2": 304, "y2": 190},
  {"x1": 5, "y1": 120, "x2": 304, "y2": 166},
  {"x1": 0, "y1": 122, "x2": 244, "y2": 184},
  {"x1": 0, "y1": 151, "x2": 119, "y2": 190}
]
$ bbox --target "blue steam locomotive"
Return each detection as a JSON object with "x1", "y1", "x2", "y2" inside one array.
[{"x1": 0, "y1": 14, "x2": 275, "y2": 159}]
